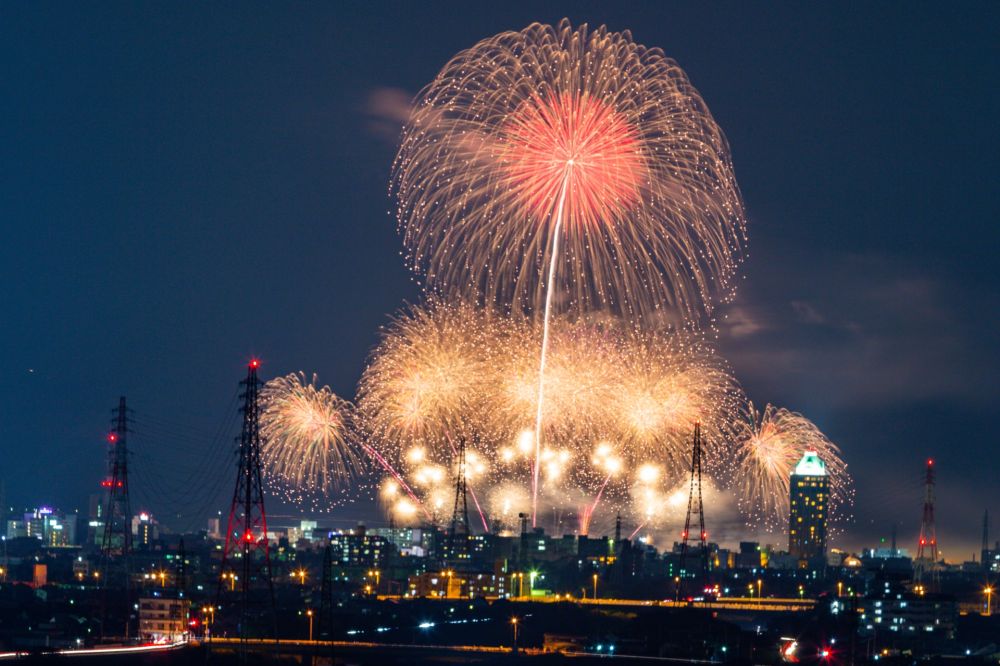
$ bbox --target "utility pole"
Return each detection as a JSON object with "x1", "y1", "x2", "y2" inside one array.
[
  {"x1": 218, "y1": 360, "x2": 276, "y2": 649},
  {"x1": 176, "y1": 537, "x2": 187, "y2": 597},
  {"x1": 318, "y1": 543, "x2": 334, "y2": 639},
  {"x1": 982, "y1": 510, "x2": 990, "y2": 571}
]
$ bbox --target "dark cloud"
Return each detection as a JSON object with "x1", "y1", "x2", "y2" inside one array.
[{"x1": 721, "y1": 253, "x2": 998, "y2": 409}]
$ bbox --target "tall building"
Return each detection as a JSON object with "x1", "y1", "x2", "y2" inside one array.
[
  {"x1": 132, "y1": 511, "x2": 159, "y2": 549},
  {"x1": 788, "y1": 451, "x2": 828, "y2": 560}
]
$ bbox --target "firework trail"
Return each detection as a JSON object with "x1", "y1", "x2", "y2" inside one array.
[
  {"x1": 260, "y1": 372, "x2": 362, "y2": 510},
  {"x1": 393, "y1": 20, "x2": 746, "y2": 523},
  {"x1": 735, "y1": 403, "x2": 852, "y2": 529}
]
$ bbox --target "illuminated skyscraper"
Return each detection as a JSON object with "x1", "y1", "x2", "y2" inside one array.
[{"x1": 788, "y1": 451, "x2": 828, "y2": 560}]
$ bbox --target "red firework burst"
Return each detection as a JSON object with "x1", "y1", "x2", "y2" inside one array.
[{"x1": 502, "y1": 91, "x2": 644, "y2": 227}]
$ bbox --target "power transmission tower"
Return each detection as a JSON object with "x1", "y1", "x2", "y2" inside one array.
[
  {"x1": 915, "y1": 458, "x2": 938, "y2": 586},
  {"x1": 679, "y1": 422, "x2": 708, "y2": 592},
  {"x1": 447, "y1": 436, "x2": 471, "y2": 564},
  {"x1": 218, "y1": 360, "x2": 275, "y2": 646},
  {"x1": 318, "y1": 544, "x2": 334, "y2": 639},
  {"x1": 100, "y1": 396, "x2": 133, "y2": 639}
]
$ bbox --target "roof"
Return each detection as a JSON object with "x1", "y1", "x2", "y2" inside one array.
[{"x1": 793, "y1": 451, "x2": 827, "y2": 477}]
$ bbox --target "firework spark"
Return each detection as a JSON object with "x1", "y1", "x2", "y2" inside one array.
[
  {"x1": 393, "y1": 19, "x2": 747, "y2": 323},
  {"x1": 260, "y1": 372, "x2": 362, "y2": 509},
  {"x1": 613, "y1": 329, "x2": 741, "y2": 479},
  {"x1": 393, "y1": 20, "x2": 746, "y2": 523},
  {"x1": 358, "y1": 302, "x2": 742, "y2": 533},
  {"x1": 356, "y1": 302, "x2": 504, "y2": 524},
  {"x1": 735, "y1": 403, "x2": 852, "y2": 529}
]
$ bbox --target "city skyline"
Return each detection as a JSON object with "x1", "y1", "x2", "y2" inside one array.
[{"x1": 2, "y1": 2, "x2": 998, "y2": 561}]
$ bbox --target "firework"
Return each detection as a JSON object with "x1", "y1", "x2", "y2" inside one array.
[
  {"x1": 612, "y1": 329, "x2": 741, "y2": 479},
  {"x1": 356, "y1": 301, "x2": 505, "y2": 526},
  {"x1": 358, "y1": 302, "x2": 742, "y2": 533},
  {"x1": 393, "y1": 19, "x2": 746, "y2": 323},
  {"x1": 735, "y1": 403, "x2": 852, "y2": 528},
  {"x1": 260, "y1": 372, "x2": 362, "y2": 509},
  {"x1": 393, "y1": 20, "x2": 746, "y2": 522}
]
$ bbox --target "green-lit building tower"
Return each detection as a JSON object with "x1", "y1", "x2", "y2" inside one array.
[{"x1": 788, "y1": 451, "x2": 828, "y2": 560}]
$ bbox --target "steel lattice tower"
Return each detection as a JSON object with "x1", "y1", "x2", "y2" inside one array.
[
  {"x1": 447, "y1": 436, "x2": 471, "y2": 564},
  {"x1": 915, "y1": 458, "x2": 938, "y2": 584},
  {"x1": 679, "y1": 422, "x2": 708, "y2": 587},
  {"x1": 100, "y1": 396, "x2": 133, "y2": 641},
  {"x1": 218, "y1": 360, "x2": 275, "y2": 643}
]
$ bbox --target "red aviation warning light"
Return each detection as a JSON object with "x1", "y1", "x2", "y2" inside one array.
[
  {"x1": 100, "y1": 479, "x2": 112, "y2": 488},
  {"x1": 244, "y1": 531, "x2": 255, "y2": 543},
  {"x1": 249, "y1": 358, "x2": 260, "y2": 369},
  {"x1": 108, "y1": 433, "x2": 118, "y2": 443}
]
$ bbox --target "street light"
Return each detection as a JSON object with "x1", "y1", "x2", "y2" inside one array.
[
  {"x1": 511, "y1": 616, "x2": 519, "y2": 653},
  {"x1": 985, "y1": 585, "x2": 994, "y2": 616},
  {"x1": 837, "y1": 581, "x2": 843, "y2": 597},
  {"x1": 514, "y1": 572, "x2": 524, "y2": 598},
  {"x1": 757, "y1": 579, "x2": 763, "y2": 600},
  {"x1": 158, "y1": 571, "x2": 167, "y2": 588},
  {"x1": 293, "y1": 568, "x2": 307, "y2": 585},
  {"x1": 306, "y1": 609, "x2": 314, "y2": 641},
  {"x1": 223, "y1": 572, "x2": 237, "y2": 591},
  {"x1": 593, "y1": 573, "x2": 599, "y2": 600},
  {"x1": 529, "y1": 571, "x2": 538, "y2": 596},
  {"x1": 445, "y1": 570, "x2": 455, "y2": 598},
  {"x1": 202, "y1": 605, "x2": 215, "y2": 637}
]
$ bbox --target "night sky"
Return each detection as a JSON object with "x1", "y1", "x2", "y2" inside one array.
[{"x1": 2, "y1": 3, "x2": 997, "y2": 558}]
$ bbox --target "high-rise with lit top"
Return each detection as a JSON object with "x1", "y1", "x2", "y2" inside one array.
[{"x1": 788, "y1": 451, "x2": 828, "y2": 560}]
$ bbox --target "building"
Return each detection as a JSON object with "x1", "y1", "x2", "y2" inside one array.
[
  {"x1": 788, "y1": 451, "x2": 828, "y2": 560},
  {"x1": 407, "y1": 570, "x2": 501, "y2": 599},
  {"x1": 858, "y1": 590, "x2": 956, "y2": 640},
  {"x1": 132, "y1": 512, "x2": 159, "y2": 549},
  {"x1": 138, "y1": 597, "x2": 190, "y2": 642},
  {"x1": 87, "y1": 493, "x2": 105, "y2": 545},
  {"x1": 7, "y1": 508, "x2": 77, "y2": 546},
  {"x1": 327, "y1": 527, "x2": 392, "y2": 568}
]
